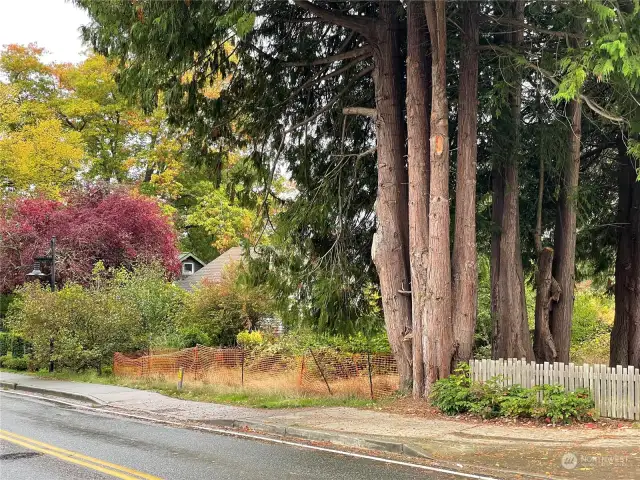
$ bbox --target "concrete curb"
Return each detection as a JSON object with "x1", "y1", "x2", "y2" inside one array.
[
  {"x1": 0, "y1": 381, "x2": 105, "y2": 406},
  {"x1": 203, "y1": 418, "x2": 432, "y2": 459}
]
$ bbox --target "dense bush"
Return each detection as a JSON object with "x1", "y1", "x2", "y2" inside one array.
[
  {"x1": 5, "y1": 265, "x2": 184, "y2": 372},
  {"x1": 0, "y1": 332, "x2": 25, "y2": 357},
  {"x1": 0, "y1": 354, "x2": 29, "y2": 370},
  {"x1": 430, "y1": 364, "x2": 596, "y2": 424},
  {"x1": 103, "y1": 263, "x2": 186, "y2": 347},
  {"x1": 237, "y1": 330, "x2": 264, "y2": 348},
  {"x1": 176, "y1": 265, "x2": 274, "y2": 347}
]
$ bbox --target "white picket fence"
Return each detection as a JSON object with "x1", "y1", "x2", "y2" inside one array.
[{"x1": 469, "y1": 358, "x2": 640, "y2": 420}]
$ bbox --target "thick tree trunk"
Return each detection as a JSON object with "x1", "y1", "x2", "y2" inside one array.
[
  {"x1": 490, "y1": 0, "x2": 534, "y2": 361},
  {"x1": 371, "y1": 2, "x2": 413, "y2": 390},
  {"x1": 610, "y1": 138, "x2": 640, "y2": 368},
  {"x1": 406, "y1": 0, "x2": 430, "y2": 398},
  {"x1": 534, "y1": 247, "x2": 560, "y2": 362},
  {"x1": 629, "y1": 172, "x2": 640, "y2": 368},
  {"x1": 424, "y1": 0, "x2": 455, "y2": 389},
  {"x1": 452, "y1": 0, "x2": 479, "y2": 365},
  {"x1": 610, "y1": 142, "x2": 634, "y2": 366},
  {"x1": 550, "y1": 99, "x2": 582, "y2": 363}
]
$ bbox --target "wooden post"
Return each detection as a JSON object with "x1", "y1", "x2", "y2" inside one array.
[
  {"x1": 194, "y1": 345, "x2": 199, "y2": 381},
  {"x1": 298, "y1": 354, "x2": 306, "y2": 387},
  {"x1": 309, "y1": 348, "x2": 332, "y2": 395},
  {"x1": 241, "y1": 347, "x2": 245, "y2": 387},
  {"x1": 367, "y1": 350, "x2": 374, "y2": 400}
]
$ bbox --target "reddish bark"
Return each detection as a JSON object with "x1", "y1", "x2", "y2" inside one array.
[
  {"x1": 424, "y1": 0, "x2": 455, "y2": 389},
  {"x1": 534, "y1": 247, "x2": 560, "y2": 362},
  {"x1": 490, "y1": 0, "x2": 534, "y2": 361},
  {"x1": 610, "y1": 137, "x2": 640, "y2": 368},
  {"x1": 370, "y1": 2, "x2": 413, "y2": 390},
  {"x1": 406, "y1": 0, "x2": 430, "y2": 398},
  {"x1": 550, "y1": 99, "x2": 582, "y2": 363},
  {"x1": 452, "y1": 0, "x2": 479, "y2": 365}
]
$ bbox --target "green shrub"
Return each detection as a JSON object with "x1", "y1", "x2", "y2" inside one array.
[
  {"x1": 5, "y1": 264, "x2": 187, "y2": 372},
  {"x1": 7, "y1": 282, "x2": 142, "y2": 371},
  {"x1": 0, "y1": 354, "x2": 29, "y2": 370},
  {"x1": 237, "y1": 330, "x2": 264, "y2": 348},
  {"x1": 429, "y1": 364, "x2": 473, "y2": 415},
  {"x1": 498, "y1": 385, "x2": 537, "y2": 417},
  {"x1": 0, "y1": 332, "x2": 24, "y2": 358},
  {"x1": 109, "y1": 264, "x2": 186, "y2": 342},
  {"x1": 534, "y1": 385, "x2": 595, "y2": 423},
  {"x1": 430, "y1": 366, "x2": 596, "y2": 424},
  {"x1": 178, "y1": 326, "x2": 211, "y2": 348}
]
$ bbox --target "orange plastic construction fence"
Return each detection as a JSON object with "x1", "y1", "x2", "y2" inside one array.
[{"x1": 113, "y1": 346, "x2": 399, "y2": 399}]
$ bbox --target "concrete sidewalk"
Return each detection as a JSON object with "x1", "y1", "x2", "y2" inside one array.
[{"x1": 2, "y1": 372, "x2": 639, "y2": 479}]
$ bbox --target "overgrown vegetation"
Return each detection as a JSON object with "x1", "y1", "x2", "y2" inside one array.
[
  {"x1": 3, "y1": 250, "x2": 399, "y2": 375},
  {"x1": 430, "y1": 365, "x2": 596, "y2": 424},
  {"x1": 175, "y1": 264, "x2": 273, "y2": 347},
  {"x1": 5, "y1": 263, "x2": 276, "y2": 372}
]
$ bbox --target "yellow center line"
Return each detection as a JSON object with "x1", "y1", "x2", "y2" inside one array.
[{"x1": 0, "y1": 429, "x2": 163, "y2": 480}]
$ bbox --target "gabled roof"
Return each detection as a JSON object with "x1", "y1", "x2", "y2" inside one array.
[
  {"x1": 176, "y1": 247, "x2": 244, "y2": 291},
  {"x1": 178, "y1": 252, "x2": 206, "y2": 267}
]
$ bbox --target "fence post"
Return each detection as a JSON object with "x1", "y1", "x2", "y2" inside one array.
[
  {"x1": 241, "y1": 347, "x2": 245, "y2": 388},
  {"x1": 194, "y1": 345, "x2": 199, "y2": 381},
  {"x1": 298, "y1": 354, "x2": 306, "y2": 387},
  {"x1": 177, "y1": 367, "x2": 184, "y2": 390},
  {"x1": 367, "y1": 350, "x2": 374, "y2": 400},
  {"x1": 49, "y1": 337, "x2": 54, "y2": 373},
  {"x1": 309, "y1": 348, "x2": 332, "y2": 395}
]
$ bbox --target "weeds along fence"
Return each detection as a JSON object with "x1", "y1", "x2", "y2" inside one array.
[
  {"x1": 470, "y1": 358, "x2": 640, "y2": 420},
  {"x1": 113, "y1": 346, "x2": 398, "y2": 400}
]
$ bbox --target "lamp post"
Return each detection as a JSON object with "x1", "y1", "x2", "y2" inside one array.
[
  {"x1": 27, "y1": 237, "x2": 56, "y2": 291},
  {"x1": 26, "y1": 237, "x2": 56, "y2": 372}
]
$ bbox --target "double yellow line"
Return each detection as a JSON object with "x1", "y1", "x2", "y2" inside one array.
[{"x1": 0, "y1": 429, "x2": 162, "y2": 480}]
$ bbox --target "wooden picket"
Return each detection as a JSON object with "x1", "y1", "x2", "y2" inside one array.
[{"x1": 469, "y1": 359, "x2": 640, "y2": 420}]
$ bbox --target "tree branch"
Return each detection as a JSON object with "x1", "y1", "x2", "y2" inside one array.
[
  {"x1": 281, "y1": 54, "x2": 370, "y2": 106},
  {"x1": 286, "y1": 45, "x2": 371, "y2": 67},
  {"x1": 283, "y1": 65, "x2": 374, "y2": 135},
  {"x1": 294, "y1": 1, "x2": 374, "y2": 36},
  {"x1": 479, "y1": 44, "x2": 627, "y2": 124},
  {"x1": 342, "y1": 106, "x2": 376, "y2": 118},
  {"x1": 330, "y1": 146, "x2": 376, "y2": 160},
  {"x1": 481, "y1": 14, "x2": 585, "y2": 40}
]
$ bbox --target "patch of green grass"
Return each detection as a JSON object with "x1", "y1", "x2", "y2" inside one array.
[{"x1": 1, "y1": 368, "x2": 379, "y2": 409}]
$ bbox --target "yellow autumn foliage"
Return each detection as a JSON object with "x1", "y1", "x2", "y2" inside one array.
[{"x1": 0, "y1": 118, "x2": 85, "y2": 197}]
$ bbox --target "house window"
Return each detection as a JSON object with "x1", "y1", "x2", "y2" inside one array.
[{"x1": 183, "y1": 262, "x2": 194, "y2": 275}]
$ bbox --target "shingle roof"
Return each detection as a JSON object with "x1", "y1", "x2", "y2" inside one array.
[{"x1": 176, "y1": 247, "x2": 244, "y2": 291}]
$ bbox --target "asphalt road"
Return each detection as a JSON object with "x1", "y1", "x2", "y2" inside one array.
[{"x1": 0, "y1": 392, "x2": 485, "y2": 480}]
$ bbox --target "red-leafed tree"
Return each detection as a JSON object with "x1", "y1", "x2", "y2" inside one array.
[{"x1": 0, "y1": 187, "x2": 181, "y2": 292}]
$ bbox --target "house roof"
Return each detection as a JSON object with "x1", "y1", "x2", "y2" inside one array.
[
  {"x1": 176, "y1": 247, "x2": 245, "y2": 291},
  {"x1": 178, "y1": 252, "x2": 205, "y2": 267}
]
